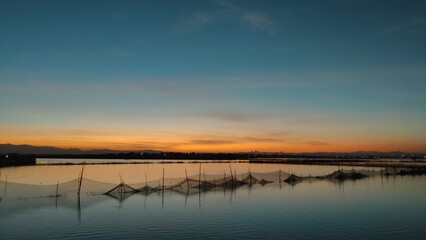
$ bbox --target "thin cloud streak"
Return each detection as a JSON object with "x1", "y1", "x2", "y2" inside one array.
[
  {"x1": 176, "y1": 12, "x2": 216, "y2": 33},
  {"x1": 3, "y1": 63, "x2": 425, "y2": 97},
  {"x1": 381, "y1": 16, "x2": 426, "y2": 34},
  {"x1": 302, "y1": 141, "x2": 330, "y2": 146},
  {"x1": 196, "y1": 111, "x2": 259, "y2": 123},
  {"x1": 175, "y1": 0, "x2": 275, "y2": 33},
  {"x1": 241, "y1": 11, "x2": 274, "y2": 32},
  {"x1": 190, "y1": 139, "x2": 235, "y2": 145}
]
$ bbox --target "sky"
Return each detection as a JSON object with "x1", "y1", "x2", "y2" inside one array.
[{"x1": 1, "y1": 0, "x2": 426, "y2": 153}]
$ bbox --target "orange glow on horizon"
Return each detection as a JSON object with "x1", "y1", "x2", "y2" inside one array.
[
  {"x1": 1, "y1": 137, "x2": 425, "y2": 153},
  {"x1": 2, "y1": 124, "x2": 425, "y2": 153}
]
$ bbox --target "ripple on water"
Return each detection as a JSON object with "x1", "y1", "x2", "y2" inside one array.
[{"x1": 1, "y1": 176, "x2": 426, "y2": 239}]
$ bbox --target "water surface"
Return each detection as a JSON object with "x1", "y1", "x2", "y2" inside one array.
[{"x1": 1, "y1": 163, "x2": 425, "y2": 239}]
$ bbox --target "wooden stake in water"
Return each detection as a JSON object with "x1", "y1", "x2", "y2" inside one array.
[
  {"x1": 279, "y1": 170, "x2": 282, "y2": 189},
  {"x1": 56, "y1": 181, "x2": 59, "y2": 197},
  {"x1": 4, "y1": 175, "x2": 8, "y2": 196},
  {"x1": 185, "y1": 169, "x2": 189, "y2": 188},
  {"x1": 77, "y1": 167, "x2": 84, "y2": 196},
  {"x1": 198, "y1": 163, "x2": 202, "y2": 207},
  {"x1": 119, "y1": 173, "x2": 123, "y2": 184},
  {"x1": 198, "y1": 163, "x2": 202, "y2": 191},
  {"x1": 229, "y1": 165, "x2": 233, "y2": 182},
  {"x1": 162, "y1": 168, "x2": 165, "y2": 191},
  {"x1": 203, "y1": 169, "x2": 207, "y2": 190}
]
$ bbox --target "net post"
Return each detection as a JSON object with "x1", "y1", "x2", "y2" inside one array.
[
  {"x1": 162, "y1": 168, "x2": 165, "y2": 191},
  {"x1": 198, "y1": 163, "x2": 201, "y2": 191},
  {"x1": 185, "y1": 169, "x2": 189, "y2": 188},
  {"x1": 77, "y1": 167, "x2": 84, "y2": 196}
]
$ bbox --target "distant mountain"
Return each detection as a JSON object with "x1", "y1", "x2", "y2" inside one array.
[
  {"x1": 0, "y1": 143, "x2": 161, "y2": 155},
  {"x1": 0, "y1": 143, "x2": 423, "y2": 156}
]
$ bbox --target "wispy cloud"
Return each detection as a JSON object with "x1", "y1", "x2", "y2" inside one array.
[
  {"x1": 190, "y1": 139, "x2": 235, "y2": 145},
  {"x1": 196, "y1": 111, "x2": 258, "y2": 123},
  {"x1": 303, "y1": 141, "x2": 329, "y2": 146},
  {"x1": 177, "y1": 12, "x2": 216, "y2": 32},
  {"x1": 241, "y1": 11, "x2": 274, "y2": 33},
  {"x1": 175, "y1": 0, "x2": 275, "y2": 33},
  {"x1": 243, "y1": 136, "x2": 285, "y2": 143},
  {"x1": 381, "y1": 17, "x2": 426, "y2": 34}
]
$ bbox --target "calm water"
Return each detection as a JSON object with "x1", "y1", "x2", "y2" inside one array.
[
  {"x1": 36, "y1": 158, "x2": 237, "y2": 164},
  {"x1": 1, "y1": 162, "x2": 426, "y2": 239}
]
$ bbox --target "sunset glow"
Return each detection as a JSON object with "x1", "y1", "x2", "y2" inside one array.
[{"x1": 1, "y1": 0, "x2": 425, "y2": 153}]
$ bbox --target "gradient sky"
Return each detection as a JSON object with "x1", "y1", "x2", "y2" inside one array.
[{"x1": 1, "y1": 0, "x2": 426, "y2": 153}]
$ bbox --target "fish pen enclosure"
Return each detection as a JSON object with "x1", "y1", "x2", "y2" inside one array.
[
  {"x1": 1, "y1": 166, "x2": 425, "y2": 203},
  {"x1": 0, "y1": 165, "x2": 425, "y2": 220}
]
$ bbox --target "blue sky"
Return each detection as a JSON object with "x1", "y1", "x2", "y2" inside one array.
[{"x1": 1, "y1": 0, "x2": 426, "y2": 152}]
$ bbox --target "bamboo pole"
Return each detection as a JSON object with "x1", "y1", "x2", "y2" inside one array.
[
  {"x1": 185, "y1": 169, "x2": 189, "y2": 188},
  {"x1": 198, "y1": 163, "x2": 201, "y2": 191},
  {"x1": 77, "y1": 192, "x2": 81, "y2": 222},
  {"x1": 203, "y1": 169, "x2": 207, "y2": 190},
  {"x1": 162, "y1": 168, "x2": 165, "y2": 191},
  {"x1": 119, "y1": 173, "x2": 123, "y2": 184},
  {"x1": 77, "y1": 167, "x2": 84, "y2": 196},
  {"x1": 198, "y1": 163, "x2": 201, "y2": 207},
  {"x1": 162, "y1": 186, "x2": 164, "y2": 208},
  {"x1": 4, "y1": 175, "x2": 7, "y2": 196},
  {"x1": 279, "y1": 170, "x2": 282, "y2": 189}
]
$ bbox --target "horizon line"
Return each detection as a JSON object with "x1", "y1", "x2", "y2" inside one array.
[{"x1": 1, "y1": 143, "x2": 425, "y2": 155}]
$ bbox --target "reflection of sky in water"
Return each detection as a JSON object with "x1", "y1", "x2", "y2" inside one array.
[{"x1": 1, "y1": 171, "x2": 426, "y2": 239}]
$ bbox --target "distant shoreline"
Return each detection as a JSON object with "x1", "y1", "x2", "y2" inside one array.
[
  {"x1": 250, "y1": 158, "x2": 426, "y2": 168},
  {"x1": 2, "y1": 153, "x2": 426, "y2": 169},
  {"x1": 36, "y1": 157, "x2": 426, "y2": 169}
]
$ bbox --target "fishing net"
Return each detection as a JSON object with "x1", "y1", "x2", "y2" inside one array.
[{"x1": 0, "y1": 166, "x2": 423, "y2": 202}]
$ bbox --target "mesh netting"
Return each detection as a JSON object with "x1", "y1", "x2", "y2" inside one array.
[{"x1": 0, "y1": 166, "x2": 424, "y2": 202}]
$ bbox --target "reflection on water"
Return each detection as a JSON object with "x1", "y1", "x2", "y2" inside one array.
[{"x1": 1, "y1": 163, "x2": 426, "y2": 239}]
